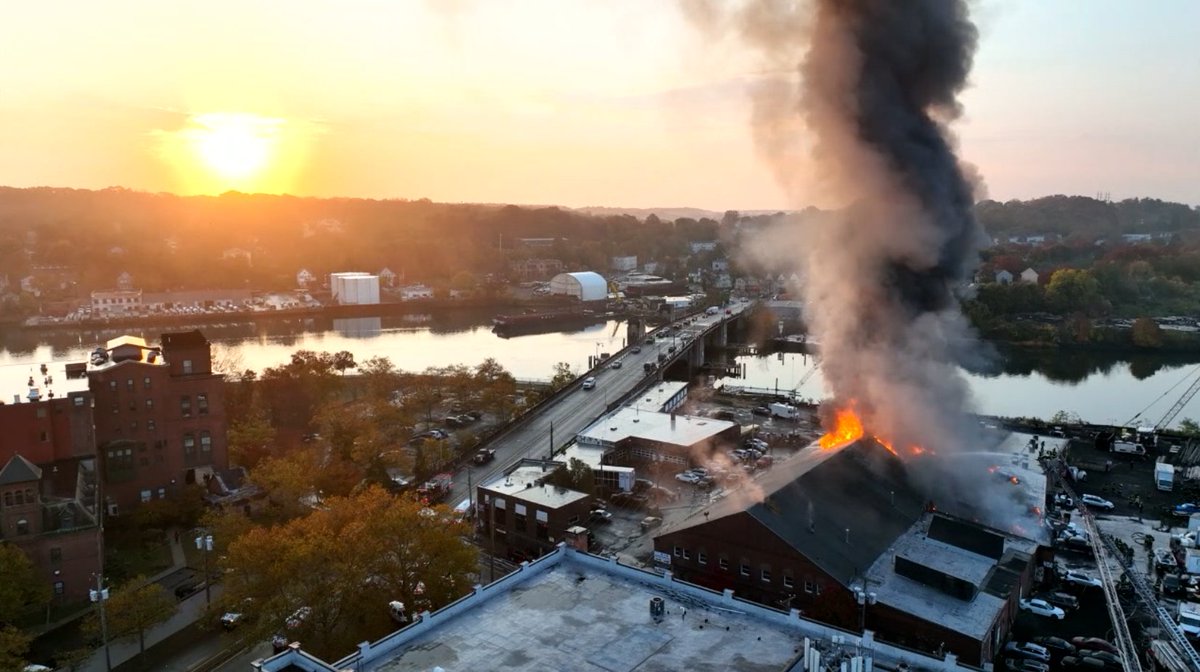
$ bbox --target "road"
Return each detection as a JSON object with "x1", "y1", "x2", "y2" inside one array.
[{"x1": 444, "y1": 301, "x2": 751, "y2": 506}]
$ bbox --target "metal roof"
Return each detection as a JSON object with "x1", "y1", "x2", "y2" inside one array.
[{"x1": 0, "y1": 454, "x2": 43, "y2": 485}]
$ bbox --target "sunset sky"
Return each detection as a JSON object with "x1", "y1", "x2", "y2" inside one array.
[{"x1": 1, "y1": 0, "x2": 1196, "y2": 210}]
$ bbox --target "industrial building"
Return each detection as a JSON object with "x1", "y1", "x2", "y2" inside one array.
[
  {"x1": 475, "y1": 459, "x2": 593, "y2": 562},
  {"x1": 651, "y1": 439, "x2": 1050, "y2": 666},
  {"x1": 252, "y1": 544, "x2": 975, "y2": 672},
  {"x1": 329, "y1": 272, "x2": 381, "y2": 305},
  {"x1": 547, "y1": 271, "x2": 607, "y2": 302}
]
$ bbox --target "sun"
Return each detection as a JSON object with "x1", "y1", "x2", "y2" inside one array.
[{"x1": 177, "y1": 112, "x2": 286, "y2": 190}]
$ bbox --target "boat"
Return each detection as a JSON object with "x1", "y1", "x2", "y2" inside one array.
[{"x1": 491, "y1": 307, "x2": 604, "y2": 336}]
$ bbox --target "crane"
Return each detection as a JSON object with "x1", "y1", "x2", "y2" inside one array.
[{"x1": 1125, "y1": 365, "x2": 1200, "y2": 432}]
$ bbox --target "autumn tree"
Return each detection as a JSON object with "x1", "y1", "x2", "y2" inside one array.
[
  {"x1": 258, "y1": 351, "x2": 344, "y2": 430},
  {"x1": 83, "y1": 575, "x2": 177, "y2": 663},
  {"x1": 548, "y1": 362, "x2": 575, "y2": 391},
  {"x1": 475, "y1": 358, "x2": 516, "y2": 418},
  {"x1": 219, "y1": 486, "x2": 477, "y2": 660},
  {"x1": 227, "y1": 410, "x2": 277, "y2": 470},
  {"x1": 332, "y1": 350, "x2": 357, "y2": 376},
  {"x1": 1131, "y1": 317, "x2": 1164, "y2": 348},
  {"x1": 358, "y1": 356, "x2": 402, "y2": 402},
  {"x1": 0, "y1": 543, "x2": 48, "y2": 668}
]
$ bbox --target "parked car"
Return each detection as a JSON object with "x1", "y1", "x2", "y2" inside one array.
[
  {"x1": 1004, "y1": 659, "x2": 1050, "y2": 672},
  {"x1": 582, "y1": 377, "x2": 596, "y2": 390},
  {"x1": 1054, "y1": 492, "x2": 1074, "y2": 508},
  {"x1": 1076, "y1": 651, "x2": 1121, "y2": 667},
  {"x1": 640, "y1": 516, "x2": 663, "y2": 531},
  {"x1": 1041, "y1": 592, "x2": 1079, "y2": 610},
  {"x1": 220, "y1": 611, "x2": 244, "y2": 630},
  {"x1": 465, "y1": 410, "x2": 483, "y2": 420},
  {"x1": 1063, "y1": 570, "x2": 1102, "y2": 589},
  {"x1": 675, "y1": 471, "x2": 700, "y2": 484},
  {"x1": 1031, "y1": 636, "x2": 1076, "y2": 657},
  {"x1": 1059, "y1": 656, "x2": 1106, "y2": 671},
  {"x1": 1004, "y1": 641, "x2": 1051, "y2": 663},
  {"x1": 751, "y1": 406, "x2": 771, "y2": 417},
  {"x1": 1080, "y1": 494, "x2": 1115, "y2": 511},
  {"x1": 1174, "y1": 502, "x2": 1200, "y2": 517},
  {"x1": 1019, "y1": 598, "x2": 1065, "y2": 619},
  {"x1": 1069, "y1": 638, "x2": 1118, "y2": 655},
  {"x1": 590, "y1": 509, "x2": 613, "y2": 523}
]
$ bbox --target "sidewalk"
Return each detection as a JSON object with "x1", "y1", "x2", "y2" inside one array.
[{"x1": 78, "y1": 527, "x2": 225, "y2": 672}]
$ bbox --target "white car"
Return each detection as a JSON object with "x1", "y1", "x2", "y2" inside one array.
[
  {"x1": 1003, "y1": 641, "x2": 1051, "y2": 663},
  {"x1": 1062, "y1": 570, "x2": 1102, "y2": 588},
  {"x1": 675, "y1": 471, "x2": 700, "y2": 483},
  {"x1": 582, "y1": 377, "x2": 596, "y2": 390},
  {"x1": 1019, "y1": 598, "x2": 1065, "y2": 620},
  {"x1": 1080, "y1": 494, "x2": 1115, "y2": 511}
]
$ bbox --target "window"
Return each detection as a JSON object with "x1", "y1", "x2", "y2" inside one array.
[
  {"x1": 24, "y1": 488, "x2": 33, "y2": 503},
  {"x1": 126, "y1": 378, "x2": 134, "y2": 391},
  {"x1": 183, "y1": 433, "x2": 195, "y2": 457},
  {"x1": 36, "y1": 407, "x2": 47, "y2": 419},
  {"x1": 148, "y1": 419, "x2": 156, "y2": 431},
  {"x1": 783, "y1": 574, "x2": 794, "y2": 589},
  {"x1": 158, "y1": 488, "x2": 166, "y2": 499},
  {"x1": 682, "y1": 548, "x2": 691, "y2": 560},
  {"x1": 698, "y1": 551, "x2": 707, "y2": 565},
  {"x1": 3, "y1": 492, "x2": 11, "y2": 506},
  {"x1": 804, "y1": 580, "x2": 815, "y2": 594},
  {"x1": 111, "y1": 402, "x2": 118, "y2": 414},
  {"x1": 109, "y1": 380, "x2": 117, "y2": 391},
  {"x1": 740, "y1": 562, "x2": 750, "y2": 577},
  {"x1": 181, "y1": 396, "x2": 191, "y2": 417},
  {"x1": 535, "y1": 520, "x2": 549, "y2": 541},
  {"x1": 73, "y1": 396, "x2": 85, "y2": 407},
  {"x1": 514, "y1": 512, "x2": 527, "y2": 533},
  {"x1": 145, "y1": 398, "x2": 154, "y2": 411},
  {"x1": 719, "y1": 557, "x2": 729, "y2": 571},
  {"x1": 140, "y1": 490, "x2": 152, "y2": 503},
  {"x1": 53, "y1": 581, "x2": 64, "y2": 596},
  {"x1": 129, "y1": 400, "x2": 136, "y2": 411},
  {"x1": 183, "y1": 359, "x2": 194, "y2": 374},
  {"x1": 50, "y1": 547, "x2": 62, "y2": 565},
  {"x1": 130, "y1": 421, "x2": 137, "y2": 431},
  {"x1": 16, "y1": 519, "x2": 29, "y2": 535},
  {"x1": 143, "y1": 376, "x2": 151, "y2": 389},
  {"x1": 761, "y1": 567, "x2": 771, "y2": 583},
  {"x1": 674, "y1": 545, "x2": 683, "y2": 558},
  {"x1": 200, "y1": 431, "x2": 212, "y2": 452},
  {"x1": 14, "y1": 490, "x2": 23, "y2": 505},
  {"x1": 197, "y1": 394, "x2": 209, "y2": 415},
  {"x1": 493, "y1": 506, "x2": 506, "y2": 525}
]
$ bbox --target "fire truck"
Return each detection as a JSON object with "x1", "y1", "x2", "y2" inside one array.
[{"x1": 416, "y1": 473, "x2": 453, "y2": 503}]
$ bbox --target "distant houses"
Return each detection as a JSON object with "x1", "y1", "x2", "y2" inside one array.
[
  {"x1": 1020, "y1": 267, "x2": 1039, "y2": 284},
  {"x1": 995, "y1": 270, "x2": 1013, "y2": 285}
]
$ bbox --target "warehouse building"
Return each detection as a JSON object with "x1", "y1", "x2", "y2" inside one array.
[{"x1": 547, "y1": 271, "x2": 607, "y2": 302}]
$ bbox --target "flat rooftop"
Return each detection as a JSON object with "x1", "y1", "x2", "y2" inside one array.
[
  {"x1": 370, "y1": 560, "x2": 802, "y2": 672},
  {"x1": 576, "y1": 407, "x2": 735, "y2": 450},
  {"x1": 627, "y1": 381, "x2": 688, "y2": 413},
  {"x1": 480, "y1": 462, "x2": 589, "y2": 509}
]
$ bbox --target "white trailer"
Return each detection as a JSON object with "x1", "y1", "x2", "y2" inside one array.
[
  {"x1": 1157, "y1": 461, "x2": 1176, "y2": 492},
  {"x1": 769, "y1": 403, "x2": 800, "y2": 420}
]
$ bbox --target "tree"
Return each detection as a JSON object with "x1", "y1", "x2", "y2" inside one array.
[
  {"x1": 1045, "y1": 268, "x2": 1105, "y2": 316},
  {"x1": 358, "y1": 356, "x2": 402, "y2": 402},
  {"x1": 548, "y1": 362, "x2": 575, "y2": 391},
  {"x1": 332, "y1": 350, "x2": 357, "y2": 376},
  {"x1": 1131, "y1": 317, "x2": 1164, "y2": 348},
  {"x1": 565, "y1": 458, "x2": 596, "y2": 495},
  {"x1": 219, "y1": 486, "x2": 477, "y2": 660},
  {"x1": 83, "y1": 575, "x2": 177, "y2": 663},
  {"x1": 0, "y1": 625, "x2": 31, "y2": 672},
  {"x1": 227, "y1": 410, "x2": 277, "y2": 470},
  {"x1": 0, "y1": 542, "x2": 50, "y2": 624},
  {"x1": 1178, "y1": 418, "x2": 1200, "y2": 437}
]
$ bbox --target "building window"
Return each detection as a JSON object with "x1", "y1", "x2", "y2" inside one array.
[
  {"x1": 14, "y1": 490, "x2": 23, "y2": 505},
  {"x1": 109, "y1": 380, "x2": 117, "y2": 391},
  {"x1": 140, "y1": 490, "x2": 152, "y2": 503},
  {"x1": 40, "y1": 431, "x2": 48, "y2": 442},
  {"x1": 761, "y1": 567, "x2": 771, "y2": 583},
  {"x1": 74, "y1": 396, "x2": 85, "y2": 407},
  {"x1": 200, "y1": 431, "x2": 212, "y2": 452},
  {"x1": 50, "y1": 547, "x2": 62, "y2": 565},
  {"x1": 783, "y1": 573, "x2": 794, "y2": 589},
  {"x1": 804, "y1": 580, "x2": 815, "y2": 594},
  {"x1": 129, "y1": 400, "x2": 137, "y2": 411},
  {"x1": 698, "y1": 551, "x2": 707, "y2": 565},
  {"x1": 514, "y1": 512, "x2": 527, "y2": 533},
  {"x1": 53, "y1": 581, "x2": 64, "y2": 596},
  {"x1": 130, "y1": 421, "x2": 138, "y2": 431},
  {"x1": 36, "y1": 407, "x2": 47, "y2": 419},
  {"x1": 719, "y1": 557, "x2": 729, "y2": 571},
  {"x1": 197, "y1": 394, "x2": 209, "y2": 415},
  {"x1": 148, "y1": 419, "x2": 156, "y2": 431},
  {"x1": 493, "y1": 507, "x2": 506, "y2": 525},
  {"x1": 181, "y1": 396, "x2": 191, "y2": 417},
  {"x1": 183, "y1": 433, "x2": 195, "y2": 457},
  {"x1": 183, "y1": 359, "x2": 194, "y2": 374},
  {"x1": 111, "y1": 402, "x2": 118, "y2": 414},
  {"x1": 16, "y1": 519, "x2": 29, "y2": 535},
  {"x1": 740, "y1": 562, "x2": 750, "y2": 577},
  {"x1": 674, "y1": 545, "x2": 683, "y2": 558},
  {"x1": 145, "y1": 398, "x2": 154, "y2": 411},
  {"x1": 535, "y1": 520, "x2": 549, "y2": 541},
  {"x1": 158, "y1": 488, "x2": 166, "y2": 499},
  {"x1": 3, "y1": 492, "x2": 11, "y2": 506},
  {"x1": 682, "y1": 548, "x2": 691, "y2": 560},
  {"x1": 126, "y1": 379, "x2": 134, "y2": 391},
  {"x1": 144, "y1": 376, "x2": 151, "y2": 389},
  {"x1": 24, "y1": 488, "x2": 33, "y2": 503}
]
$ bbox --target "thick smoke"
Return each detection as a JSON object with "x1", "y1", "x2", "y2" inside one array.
[{"x1": 693, "y1": 0, "x2": 988, "y2": 457}]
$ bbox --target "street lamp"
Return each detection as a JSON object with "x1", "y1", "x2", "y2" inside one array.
[
  {"x1": 89, "y1": 576, "x2": 112, "y2": 672},
  {"x1": 855, "y1": 586, "x2": 877, "y2": 632},
  {"x1": 195, "y1": 532, "x2": 214, "y2": 607}
]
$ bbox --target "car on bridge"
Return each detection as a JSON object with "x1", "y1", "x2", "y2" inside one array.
[{"x1": 582, "y1": 377, "x2": 596, "y2": 390}]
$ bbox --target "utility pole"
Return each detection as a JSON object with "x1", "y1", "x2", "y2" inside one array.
[
  {"x1": 548, "y1": 420, "x2": 554, "y2": 459},
  {"x1": 489, "y1": 496, "x2": 496, "y2": 582},
  {"x1": 196, "y1": 532, "x2": 213, "y2": 607},
  {"x1": 90, "y1": 575, "x2": 111, "y2": 672}
]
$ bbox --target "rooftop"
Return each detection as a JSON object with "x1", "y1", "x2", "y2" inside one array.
[
  {"x1": 626, "y1": 381, "x2": 688, "y2": 414},
  {"x1": 863, "y1": 514, "x2": 1038, "y2": 640},
  {"x1": 480, "y1": 460, "x2": 589, "y2": 509},
  {"x1": 255, "y1": 546, "x2": 973, "y2": 672},
  {"x1": 576, "y1": 406, "x2": 735, "y2": 450}
]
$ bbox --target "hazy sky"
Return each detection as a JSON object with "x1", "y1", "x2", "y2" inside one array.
[{"x1": 1, "y1": 1, "x2": 1196, "y2": 210}]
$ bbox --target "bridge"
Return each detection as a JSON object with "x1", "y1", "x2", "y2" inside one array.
[{"x1": 443, "y1": 300, "x2": 756, "y2": 506}]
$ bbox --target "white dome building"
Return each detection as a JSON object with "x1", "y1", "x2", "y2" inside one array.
[{"x1": 548, "y1": 271, "x2": 607, "y2": 302}]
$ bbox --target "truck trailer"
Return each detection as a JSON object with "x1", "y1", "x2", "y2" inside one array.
[
  {"x1": 1157, "y1": 461, "x2": 1176, "y2": 491},
  {"x1": 768, "y1": 403, "x2": 801, "y2": 420}
]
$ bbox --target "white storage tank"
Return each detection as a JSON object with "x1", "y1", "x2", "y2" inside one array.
[{"x1": 329, "y1": 272, "x2": 381, "y2": 305}]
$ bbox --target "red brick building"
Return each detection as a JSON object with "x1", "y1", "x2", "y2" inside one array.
[
  {"x1": 88, "y1": 330, "x2": 228, "y2": 512},
  {"x1": 653, "y1": 442, "x2": 1039, "y2": 666},
  {"x1": 476, "y1": 459, "x2": 593, "y2": 563},
  {"x1": 0, "y1": 391, "x2": 101, "y2": 604}
]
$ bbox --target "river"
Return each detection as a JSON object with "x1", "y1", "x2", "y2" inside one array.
[{"x1": 2, "y1": 311, "x2": 1199, "y2": 428}]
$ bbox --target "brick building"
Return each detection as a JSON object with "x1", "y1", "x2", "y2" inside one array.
[
  {"x1": 476, "y1": 459, "x2": 593, "y2": 563},
  {"x1": 653, "y1": 442, "x2": 1039, "y2": 666},
  {"x1": 88, "y1": 330, "x2": 227, "y2": 512},
  {"x1": 0, "y1": 391, "x2": 101, "y2": 604}
]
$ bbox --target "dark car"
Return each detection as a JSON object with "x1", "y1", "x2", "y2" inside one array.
[
  {"x1": 1031, "y1": 636, "x2": 1076, "y2": 657},
  {"x1": 465, "y1": 410, "x2": 483, "y2": 420},
  {"x1": 631, "y1": 345, "x2": 642, "y2": 354},
  {"x1": 751, "y1": 406, "x2": 771, "y2": 417},
  {"x1": 473, "y1": 449, "x2": 495, "y2": 465},
  {"x1": 1076, "y1": 651, "x2": 1121, "y2": 667},
  {"x1": 1070, "y1": 638, "x2": 1118, "y2": 655}
]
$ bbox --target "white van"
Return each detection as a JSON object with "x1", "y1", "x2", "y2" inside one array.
[
  {"x1": 705, "y1": 306, "x2": 720, "y2": 316},
  {"x1": 1112, "y1": 441, "x2": 1146, "y2": 456}
]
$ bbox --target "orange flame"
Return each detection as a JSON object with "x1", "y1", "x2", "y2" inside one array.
[
  {"x1": 873, "y1": 435, "x2": 899, "y2": 456},
  {"x1": 1009, "y1": 475, "x2": 1020, "y2": 485},
  {"x1": 818, "y1": 407, "x2": 865, "y2": 450}
]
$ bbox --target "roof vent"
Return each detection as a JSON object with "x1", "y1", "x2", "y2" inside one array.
[{"x1": 633, "y1": 418, "x2": 639, "y2": 423}]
